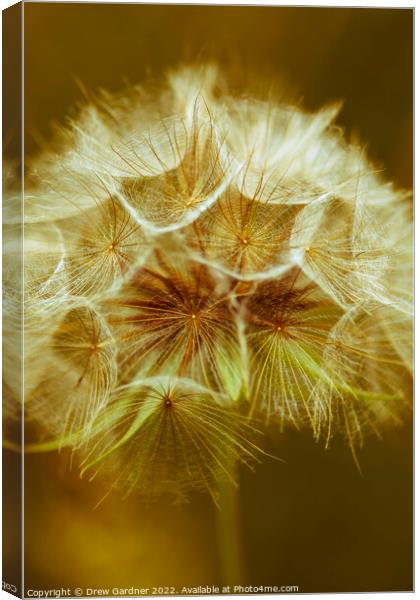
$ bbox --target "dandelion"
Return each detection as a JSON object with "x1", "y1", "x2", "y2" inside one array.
[{"x1": 3, "y1": 64, "x2": 412, "y2": 501}]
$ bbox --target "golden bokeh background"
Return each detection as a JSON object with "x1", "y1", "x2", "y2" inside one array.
[{"x1": 7, "y1": 3, "x2": 414, "y2": 594}]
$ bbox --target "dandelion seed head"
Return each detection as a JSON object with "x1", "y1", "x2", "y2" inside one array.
[{"x1": 4, "y1": 64, "x2": 412, "y2": 498}]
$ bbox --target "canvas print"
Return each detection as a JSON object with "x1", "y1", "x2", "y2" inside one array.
[{"x1": 3, "y1": 2, "x2": 413, "y2": 597}]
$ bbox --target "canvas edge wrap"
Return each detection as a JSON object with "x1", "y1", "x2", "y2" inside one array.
[{"x1": 3, "y1": 2, "x2": 23, "y2": 597}]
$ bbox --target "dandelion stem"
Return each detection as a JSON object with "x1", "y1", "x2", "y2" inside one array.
[{"x1": 215, "y1": 468, "x2": 243, "y2": 587}]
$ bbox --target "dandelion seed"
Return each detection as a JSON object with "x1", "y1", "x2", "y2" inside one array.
[
  {"x1": 310, "y1": 304, "x2": 411, "y2": 457},
  {"x1": 186, "y1": 185, "x2": 297, "y2": 280},
  {"x1": 241, "y1": 270, "x2": 342, "y2": 427},
  {"x1": 104, "y1": 249, "x2": 245, "y2": 401},
  {"x1": 114, "y1": 101, "x2": 236, "y2": 233},
  {"x1": 27, "y1": 301, "x2": 117, "y2": 445},
  {"x1": 289, "y1": 196, "x2": 391, "y2": 307},
  {"x1": 58, "y1": 85, "x2": 190, "y2": 179},
  {"x1": 21, "y1": 166, "x2": 112, "y2": 223},
  {"x1": 167, "y1": 63, "x2": 222, "y2": 122},
  {"x1": 222, "y1": 97, "x2": 343, "y2": 204},
  {"x1": 3, "y1": 221, "x2": 68, "y2": 404},
  {"x1": 377, "y1": 197, "x2": 413, "y2": 313},
  {"x1": 80, "y1": 377, "x2": 262, "y2": 502},
  {"x1": 60, "y1": 192, "x2": 152, "y2": 297}
]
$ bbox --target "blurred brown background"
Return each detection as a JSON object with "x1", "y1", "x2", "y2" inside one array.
[{"x1": 19, "y1": 3, "x2": 413, "y2": 594}]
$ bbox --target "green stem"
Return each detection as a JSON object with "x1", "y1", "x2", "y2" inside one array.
[{"x1": 215, "y1": 473, "x2": 243, "y2": 588}]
